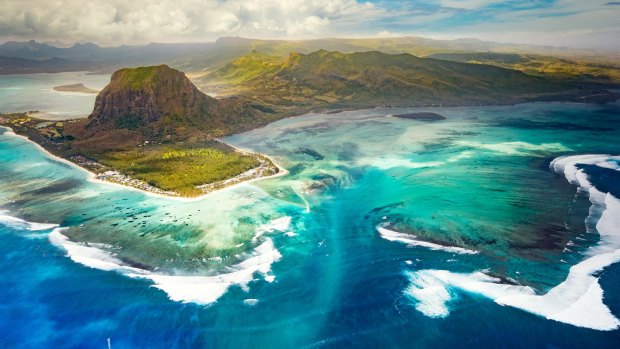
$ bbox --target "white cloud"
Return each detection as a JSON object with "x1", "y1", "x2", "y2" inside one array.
[
  {"x1": 438, "y1": 0, "x2": 502, "y2": 10},
  {"x1": 0, "y1": 0, "x2": 381, "y2": 44},
  {"x1": 0, "y1": 0, "x2": 617, "y2": 51},
  {"x1": 436, "y1": 0, "x2": 620, "y2": 50}
]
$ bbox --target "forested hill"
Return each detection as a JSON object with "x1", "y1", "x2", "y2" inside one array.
[
  {"x1": 68, "y1": 65, "x2": 279, "y2": 149},
  {"x1": 202, "y1": 49, "x2": 612, "y2": 110}
]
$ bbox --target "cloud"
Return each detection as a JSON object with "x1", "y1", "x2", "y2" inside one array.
[
  {"x1": 438, "y1": 0, "x2": 502, "y2": 10},
  {"x1": 0, "y1": 0, "x2": 381, "y2": 44},
  {"x1": 435, "y1": 0, "x2": 620, "y2": 50},
  {"x1": 0, "y1": 0, "x2": 618, "y2": 51}
]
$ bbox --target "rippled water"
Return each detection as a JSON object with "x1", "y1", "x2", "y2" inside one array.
[{"x1": 1, "y1": 101, "x2": 619, "y2": 348}]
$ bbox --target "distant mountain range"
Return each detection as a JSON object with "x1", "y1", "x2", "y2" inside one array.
[
  {"x1": 172, "y1": 36, "x2": 620, "y2": 72},
  {"x1": 0, "y1": 55, "x2": 94, "y2": 74},
  {"x1": 0, "y1": 40, "x2": 214, "y2": 73},
  {"x1": 1, "y1": 37, "x2": 619, "y2": 82},
  {"x1": 0, "y1": 39, "x2": 211, "y2": 62}
]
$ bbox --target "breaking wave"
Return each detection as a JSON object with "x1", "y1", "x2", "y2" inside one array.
[
  {"x1": 377, "y1": 226, "x2": 478, "y2": 255},
  {"x1": 49, "y1": 217, "x2": 292, "y2": 305},
  {"x1": 402, "y1": 154, "x2": 620, "y2": 331}
]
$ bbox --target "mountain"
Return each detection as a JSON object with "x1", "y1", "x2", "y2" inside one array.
[
  {"x1": 173, "y1": 36, "x2": 620, "y2": 72},
  {"x1": 0, "y1": 40, "x2": 213, "y2": 62},
  {"x1": 88, "y1": 65, "x2": 217, "y2": 126},
  {"x1": 2, "y1": 38, "x2": 618, "y2": 82},
  {"x1": 0, "y1": 40, "x2": 216, "y2": 74},
  {"x1": 70, "y1": 65, "x2": 272, "y2": 149},
  {"x1": 0, "y1": 55, "x2": 94, "y2": 74},
  {"x1": 427, "y1": 52, "x2": 620, "y2": 84},
  {"x1": 0, "y1": 40, "x2": 65, "y2": 59},
  {"x1": 202, "y1": 50, "x2": 588, "y2": 110}
]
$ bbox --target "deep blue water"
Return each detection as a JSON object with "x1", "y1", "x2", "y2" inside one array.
[{"x1": 1, "y1": 101, "x2": 620, "y2": 348}]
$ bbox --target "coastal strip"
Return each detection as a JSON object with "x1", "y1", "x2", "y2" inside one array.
[{"x1": 214, "y1": 138, "x2": 289, "y2": 178}]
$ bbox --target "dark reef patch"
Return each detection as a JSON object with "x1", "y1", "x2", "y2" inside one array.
[
  {"x1": 392, "y1": 112, "x2": 446, "y2": 121},
  {"x1": 24, "y1": 178, "x2": 83, "y2": 195},
  {"x1": 295, "y1": 147, "x2": 325, "y2": 160}
]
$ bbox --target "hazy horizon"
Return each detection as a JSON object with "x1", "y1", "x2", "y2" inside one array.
[{"x1": 3, "y1": 34, "x2": 619, "y2": 56}]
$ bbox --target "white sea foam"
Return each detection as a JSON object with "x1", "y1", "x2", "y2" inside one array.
[
  {"x1": 496, "y1": 249, "x2": 620, "y2": 331},
  {"x1": 49, "y1": 228, "x2": 145, "y2": 273},
  {"x1": 0, "y1": 210, "x2": 58, "y2": 231},
  {"x1": 49, "y1": 218, "x2": 287, "y2": 305},
  {"x1": 405, "y1": 270, "x2": 535, "y2": 318},
  {"x1": 377, "y1": 226, "x2": 478, "y2": 254},
  {"x1": 596, "y1": 161, "x2": 620, "y2": 171},
  {"x1": 252, "y1": 216, "x2": 292, "y2": 241},
  {"x1": 402, "y1": 154, "x2": 620, "y2": 331},
  {"x1": 133, "y1": 239, "x2": 281, "y2": 304},
  {"x1": 244, "y1": 298, "x2": 259, "y2": 306},
  {"x1": 550, "y1": 154, "x2": 616, "y2": 185},
  {"x1": 457, "y1": 141, "x2": 569, "y2": 156},
  {"x1": 357, "y1": 151, "x2": 473, "y2": 170}
]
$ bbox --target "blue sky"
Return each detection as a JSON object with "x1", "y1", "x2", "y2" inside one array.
[
  {"x1": 356, "y1": 0, "x2": 619, "y2": 48},
  {"x1": 0, "y1": 0, "x2": 618, "y2": 50}
]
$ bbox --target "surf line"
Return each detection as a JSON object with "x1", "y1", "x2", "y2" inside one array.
[{"x1": 400, "y1": 154, "x2": 620, "y2": 331}]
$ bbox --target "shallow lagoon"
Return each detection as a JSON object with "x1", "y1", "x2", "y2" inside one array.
[
  {"x1": 0, "y1": 100, "x2": 619, "y2": 347},
  {"x1": 0, "y1": 72, "x2": 110, "y2": 118}
]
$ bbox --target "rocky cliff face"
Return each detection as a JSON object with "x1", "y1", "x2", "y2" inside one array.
[
  {"x1": 72, "y1": 64, "x2": 276, "y2": 149},
  {"x1": 87, "y1": 65, "x2": 217, "y2": 131}
]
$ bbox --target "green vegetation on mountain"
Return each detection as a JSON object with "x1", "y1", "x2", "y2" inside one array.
[
  {"x1": 199, "y1": 49, "x2": 609, "y2": 113},
  {"x1": 175, "y1": 37, "x2": 620, "y2": 88},
  {"x1": 428, "y1": 52, "x2": 620, "y2": 84},
  {"x1": 80, "y1": 64, "x2": 282, "y2": 146},
  {"x1": 3, "y1": 37, "x2": 618, "y2": 86}
]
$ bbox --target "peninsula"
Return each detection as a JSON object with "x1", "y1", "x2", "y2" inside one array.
[{"x1": 1, "y1": 65, "x2": 280, "y2": 197}]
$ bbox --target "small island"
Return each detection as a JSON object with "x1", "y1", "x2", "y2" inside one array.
[
  {"x1": 391, "y1": 112, "x2": 447, "y2": 121},
  {"x1": 53, "y1": 83, "x2": 99, "y2": 94}
]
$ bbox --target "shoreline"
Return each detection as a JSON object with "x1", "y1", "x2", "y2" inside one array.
[
  {"x1": 214, "y1": 138, "x2": 289, "y2": 177},
  {"x1": 2, "y1": 97, "x2": 613, "y2": 201},
  {"x1": 0, "y1": 126, "x2": 289, "y2": 202}
]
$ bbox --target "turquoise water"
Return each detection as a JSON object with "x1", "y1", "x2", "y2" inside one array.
[
  {"x1": 0, "y1": 72, "x2": 109, "y2": 119},
  {"x1": 1, "y1": 101, "x2": 619, "y2": 347}
]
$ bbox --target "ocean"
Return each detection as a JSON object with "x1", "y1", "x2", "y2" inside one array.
[
  {"x1": 0, "y1": 72, "x2": 109, "y2": 119},
  {"x1": 0, "y1": 76, "x2": 619, "y2": 348}
]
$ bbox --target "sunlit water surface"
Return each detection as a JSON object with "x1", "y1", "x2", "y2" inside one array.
[{"x1": 0, "y1": 72, "x2": 109, "y2": 119}]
